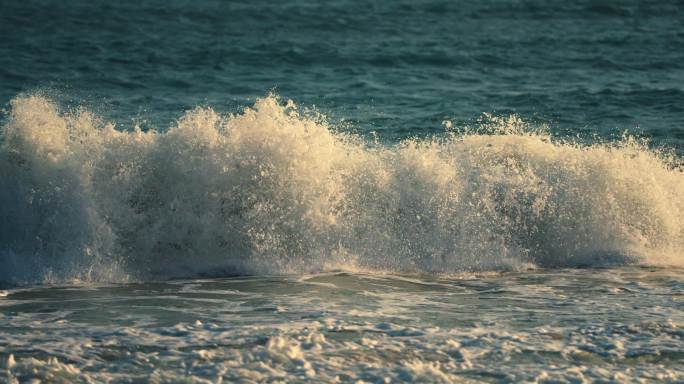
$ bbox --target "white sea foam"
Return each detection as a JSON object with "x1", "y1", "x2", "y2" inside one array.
[{"x1": 1, "y1": 94, "x2": 682, "y2": 285}]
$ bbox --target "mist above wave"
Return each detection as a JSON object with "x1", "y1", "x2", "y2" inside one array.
[{"x1": 0, "y1": 94, "x2": 682, "y2": 286}]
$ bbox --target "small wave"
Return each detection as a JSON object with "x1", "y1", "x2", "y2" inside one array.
[{"x1": 0, "y1": 94, "x2": 682, "y2": 286}]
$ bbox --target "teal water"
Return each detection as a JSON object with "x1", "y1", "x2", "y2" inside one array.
[
  {"x1": 1, "y1": 0, "x2": 684, "y2": 382},
  {"x1": 2, "y1": 0, "x2": 683, "y2": 145}
]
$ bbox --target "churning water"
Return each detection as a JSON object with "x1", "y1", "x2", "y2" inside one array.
[{"x1": 1, "y1": 0, "x2": 683, "y2": 382}]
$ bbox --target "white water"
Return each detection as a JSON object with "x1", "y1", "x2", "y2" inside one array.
[
  {"x1": 1, "y1": 270, "x2": 683, "y2": 383},
  {"x1": 1, "y1": 95, "x2": 683, "y2": 286}
]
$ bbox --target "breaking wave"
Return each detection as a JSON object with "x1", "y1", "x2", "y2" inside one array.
[{"x1": 1, "y1": 94, "x2": 683, "y2": 286}]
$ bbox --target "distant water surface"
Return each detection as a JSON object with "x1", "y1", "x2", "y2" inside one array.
[{"x1": 1, "y1": 0, "x2": 683, "y2": 145}]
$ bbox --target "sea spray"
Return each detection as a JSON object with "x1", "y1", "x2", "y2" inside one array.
[{"x1": 1, "y1": 94, "x2": 682, "y2": 286}]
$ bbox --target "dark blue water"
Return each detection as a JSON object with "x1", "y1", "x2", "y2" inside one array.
[{"x1": 2, "y1": 0, "x2": 683, "y2": 145}]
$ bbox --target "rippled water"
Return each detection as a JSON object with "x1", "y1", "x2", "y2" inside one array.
[
  {"x1": 1, "y1": 268, "x2": 683, "y2": 382},
  {"x1": 1, "y1": 0, "x2": 684, "y2": 382},
  {"x1": 2, "y1": 0, "x2": 683, "y2": 145}
]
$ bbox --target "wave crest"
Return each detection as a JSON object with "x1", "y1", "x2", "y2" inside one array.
[{"x1": 1, "y1": 95, "x2": 682, "y2": 285}]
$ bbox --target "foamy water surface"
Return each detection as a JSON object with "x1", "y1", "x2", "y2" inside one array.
[
  {"x1": 1, "y1": 269, "x2": 683, "y2": 382},
  {"x1": 1, "y1": 95, "x2": 683, "y2": 382},
  {"x1": 1, "y1": 95, "x2": 683, "y2": 285}
]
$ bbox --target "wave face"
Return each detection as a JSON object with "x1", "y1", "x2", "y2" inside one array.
[{"x1": 1, "y1": 95, "x2": 683, "y2": 285}]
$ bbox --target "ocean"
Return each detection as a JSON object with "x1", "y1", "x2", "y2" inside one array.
[{"x1": 1, "y1": 0, "x2": 683, "y2": 382}]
